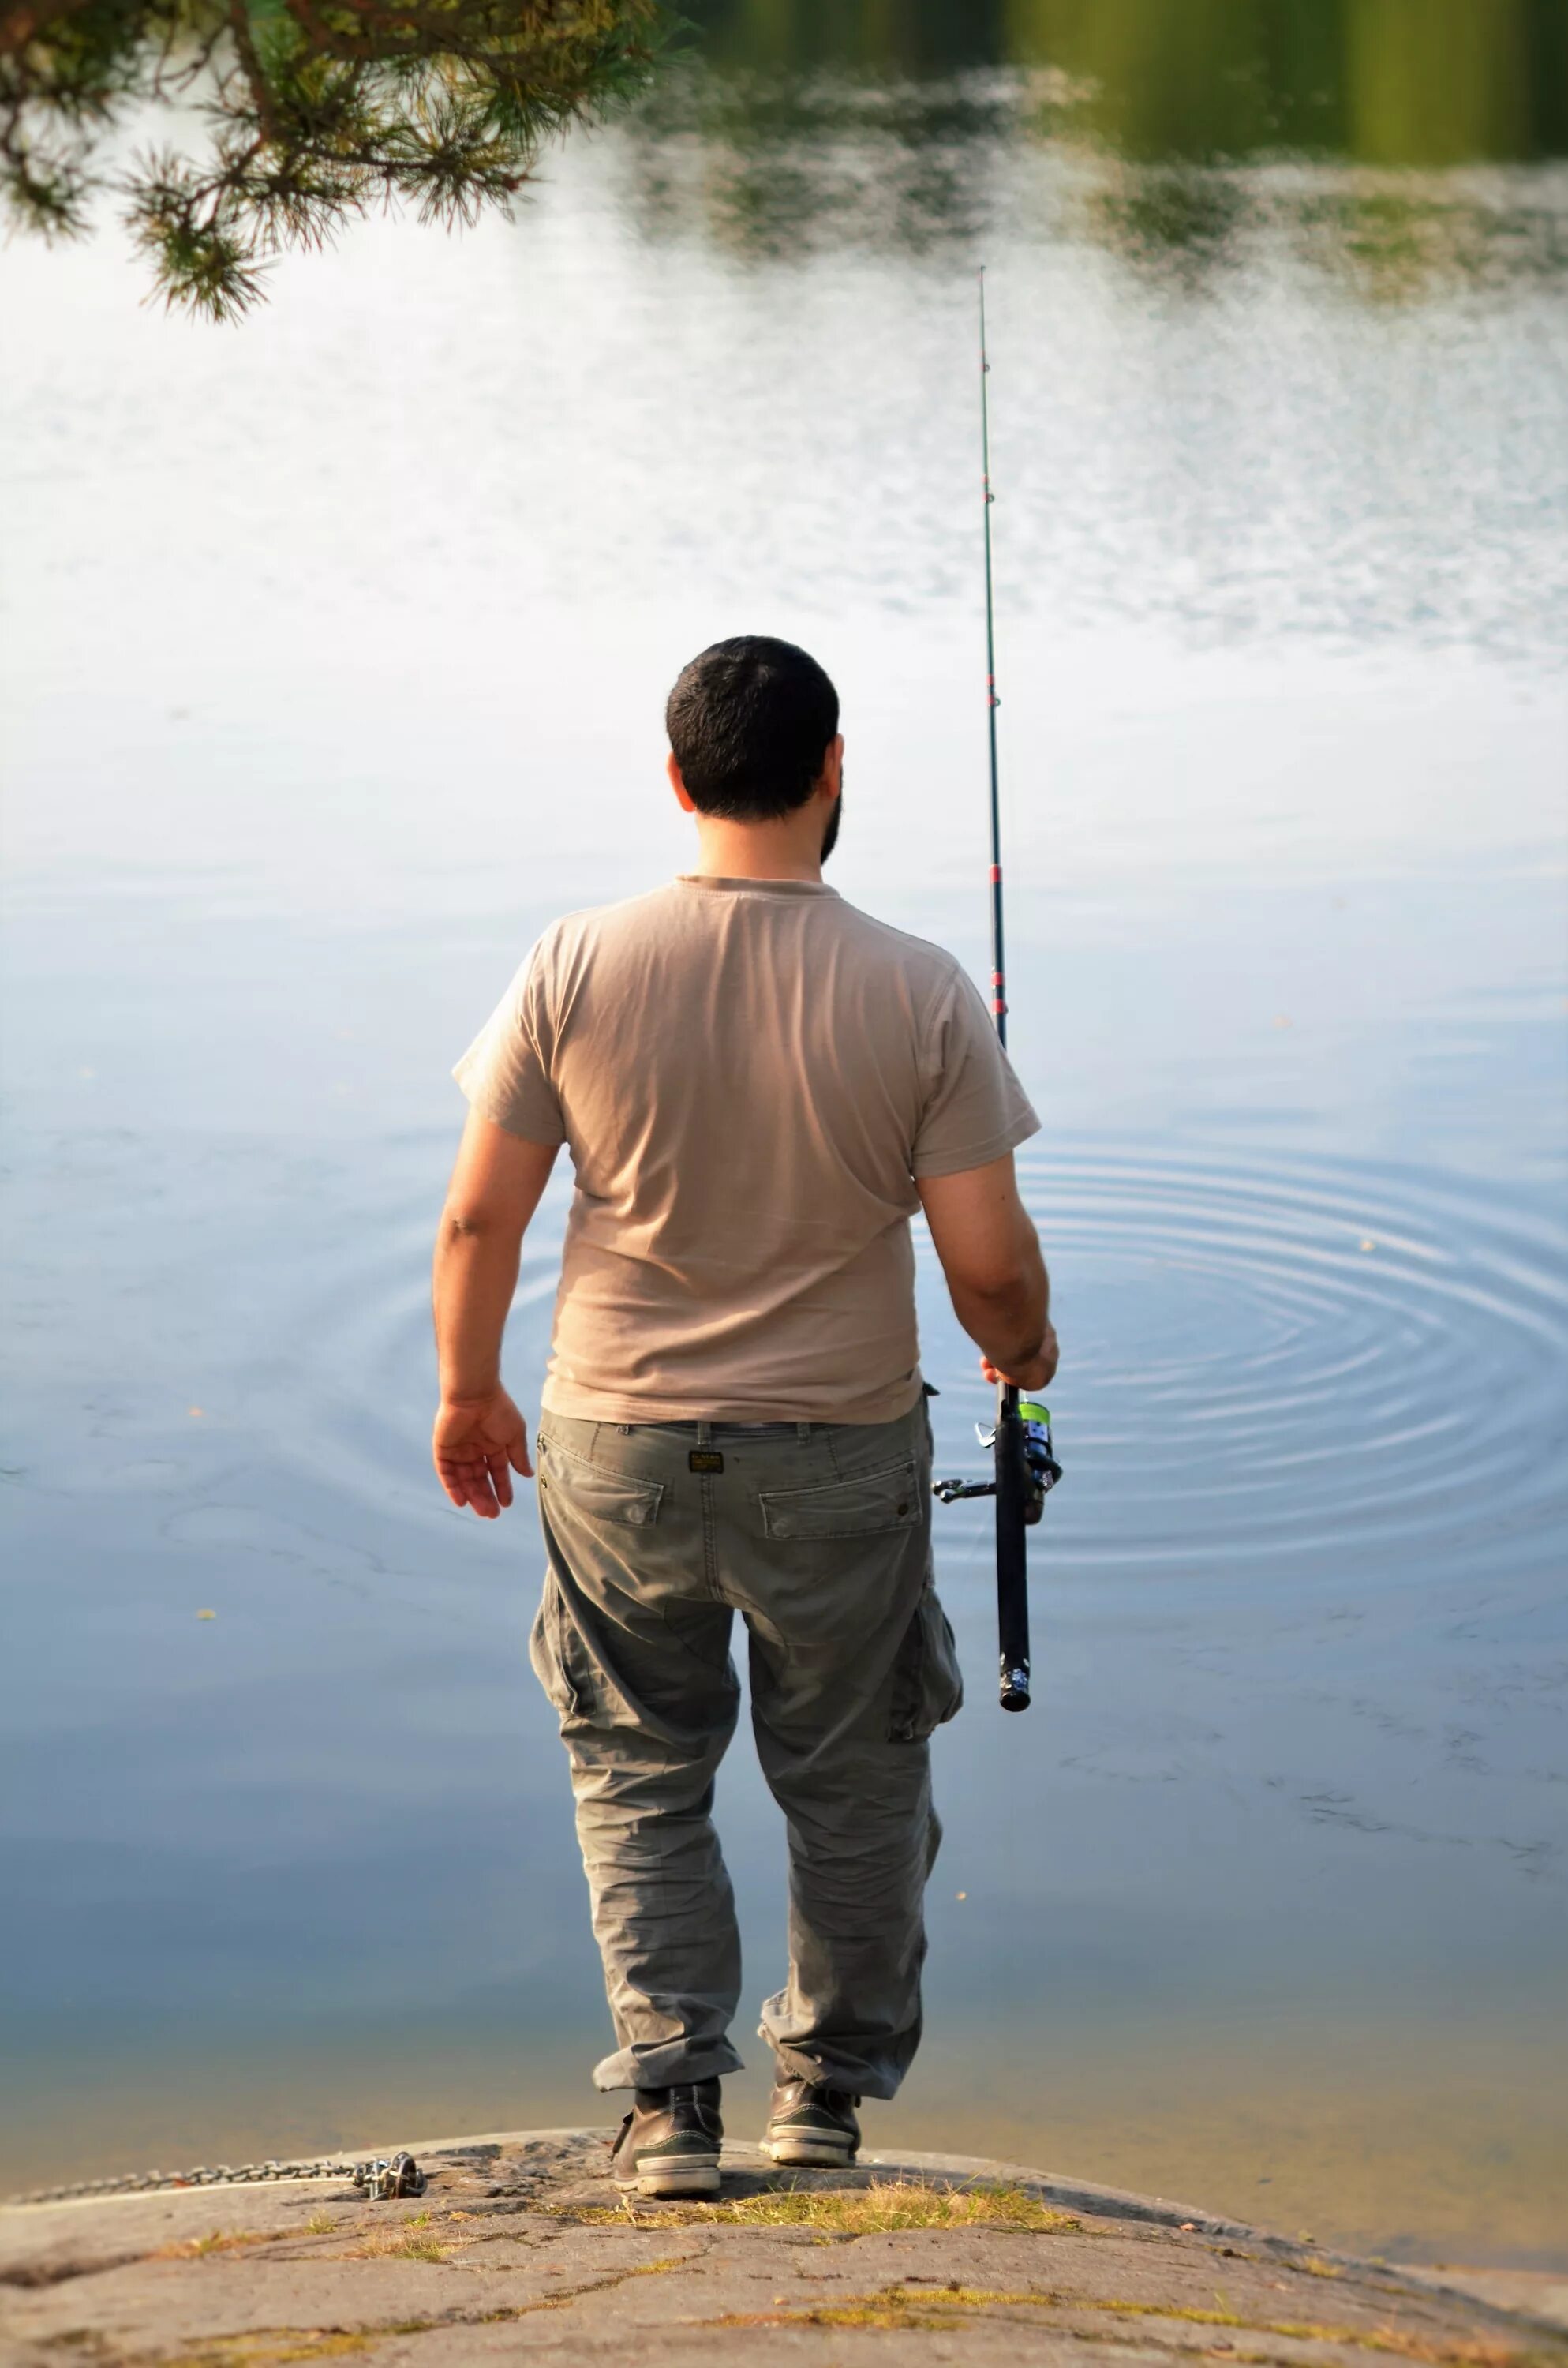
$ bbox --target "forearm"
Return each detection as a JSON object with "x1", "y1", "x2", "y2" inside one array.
[
  {"x1": 432, "y1": 1214, "x2": 523, "y2": 1402},
  {"x1": 949, "y1": 1235, "x2": 1050, "y2": 1373}
]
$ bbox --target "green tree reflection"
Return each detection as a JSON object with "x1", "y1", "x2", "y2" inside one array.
[
  {"x1": 685, "y1": 0, "x2": 1568, "y2": 162},
  {"x1": 632, "y1": 2, "x2": 1568, "y2": 285}
]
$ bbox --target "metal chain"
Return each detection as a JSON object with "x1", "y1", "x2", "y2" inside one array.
[{"x1": 9, "y1": 2149, "x2": 425, "y2": 2208}]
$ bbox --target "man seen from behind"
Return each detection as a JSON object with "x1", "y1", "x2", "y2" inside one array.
[{"x1": 432, "y1": 635, "x2": 1058, "y2": 2196}]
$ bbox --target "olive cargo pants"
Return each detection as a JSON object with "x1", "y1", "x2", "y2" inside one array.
[{"x1": 530, "y1": 1399, "x2": 964, "y2": 2098}]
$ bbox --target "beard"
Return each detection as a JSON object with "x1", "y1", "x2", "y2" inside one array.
[{"x1": 820, "y1": 777, "x2": 844, "y2": 864}]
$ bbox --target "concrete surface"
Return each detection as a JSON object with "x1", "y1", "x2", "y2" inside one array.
[{"x1": 2, "y1": 2126, "x2": 1565, "y2": 2366}]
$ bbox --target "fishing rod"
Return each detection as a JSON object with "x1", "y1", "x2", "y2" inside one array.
[{"x1": 933, "y1": 266, "x2": 1063, "y2": 1714}]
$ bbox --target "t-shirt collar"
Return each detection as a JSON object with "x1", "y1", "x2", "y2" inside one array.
[{"x1": 675, "y1": 874, "x2": 839, "y2": 898}]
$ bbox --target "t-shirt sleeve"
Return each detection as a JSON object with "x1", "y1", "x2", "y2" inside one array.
[
  {"x1": 451, "y1": 938, "x2": 567, "y2": 1147},
  {"x1": 911, "y1": 968, "x2": 1041, "y2": 1178}
]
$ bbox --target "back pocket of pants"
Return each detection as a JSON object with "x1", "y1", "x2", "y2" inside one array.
[
  {"x1": 537, "y1": 1434, "x2": 664, "y2": 1529},
  {"x1": 758, "y1": 1458, "x2": 922, "y2": 1542}
]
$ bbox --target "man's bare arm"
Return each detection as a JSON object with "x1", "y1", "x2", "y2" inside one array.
[
  {"x1": 917, "y1": 1152, "x2": 1058, "y2": 1392},
  {"x1": 432, "y1": 1110, "x2": 559, "y2": 1519}
]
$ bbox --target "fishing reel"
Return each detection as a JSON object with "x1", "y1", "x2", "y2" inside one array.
[{"x1": 934, "y1": 1399, "x2": 1062, "y2": 1523}]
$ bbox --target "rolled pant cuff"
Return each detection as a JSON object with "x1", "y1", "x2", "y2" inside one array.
[
  {"x1": 766, "y1": 2036, "x2": 907, "y2": 2104},
  {"x1": 593, "y1": 2037, "x2": 747, "y2": 2093}
]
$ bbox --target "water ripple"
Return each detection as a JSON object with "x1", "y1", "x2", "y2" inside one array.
[{"x1": 971, "y1": 1143, "x2": 1568, "y2": 1568}]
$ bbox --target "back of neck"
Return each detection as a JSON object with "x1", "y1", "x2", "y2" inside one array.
[{"x1": 690, "y1": 815, "x2": 823, "y2": 882}]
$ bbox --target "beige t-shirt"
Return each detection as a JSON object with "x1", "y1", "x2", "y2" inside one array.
[{"x1": 454, "y1": 875, "x2": 1039, "y2": 1424}]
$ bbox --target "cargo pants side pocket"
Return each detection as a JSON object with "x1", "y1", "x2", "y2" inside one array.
[
  {"x1": 889, "y1": 1585, "x2": 964, "y2": 1744},
  {"x1": 530, "y1": 1572, "x2": 597, "y2": 1725}
]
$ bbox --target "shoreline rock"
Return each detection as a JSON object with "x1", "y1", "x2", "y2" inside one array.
[{"x1": 2, "y1": 2126, "x2": 1564, "y2": 2363}]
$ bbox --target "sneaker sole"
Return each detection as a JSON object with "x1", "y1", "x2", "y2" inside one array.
[
  {"x1": 760, "y1": 2134, "x2": 859, "y2": 2168},
  {"x1": 613, "y1": 2154, "x2": 721, "y2": 2198}
]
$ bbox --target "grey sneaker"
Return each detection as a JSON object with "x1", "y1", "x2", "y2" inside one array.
[
  {"x1": 761, "y1": 2077, "x2": 861, "y2": 2168},
  {"x1": 610, "y1": 2078, "x2": 724, "y2": 2198}
]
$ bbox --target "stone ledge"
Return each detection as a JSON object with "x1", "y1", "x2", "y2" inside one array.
[{"x1": 2, "y1": 2127, "x2": 1563, "y2": 2366}]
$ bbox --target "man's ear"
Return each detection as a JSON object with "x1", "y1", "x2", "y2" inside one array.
[
  {"x1": 667, "y1": 751, "x2": 697, "y2": 815},
  {"x1": 821, "y1": 733, "x2": 844, "y2": 800}
]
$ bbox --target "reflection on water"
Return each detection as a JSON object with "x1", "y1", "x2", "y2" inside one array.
[
  {"x1": 2, "y1": 0, "x2": 1566, "y2": 2269},
  {"x1": 1016, "y1": 0, "x2": 1568, "y2": 167},
  {"x1": 632, "y1": 3, "x2": 1568, "y2": 287},
  {"x1": 625, "y1": 81, "x2": 1568, "y2": 303},
  {"x1": 686, "y1": 0, "x2": 1568, "y2": 165}
]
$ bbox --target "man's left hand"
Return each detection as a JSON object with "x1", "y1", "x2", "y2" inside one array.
[{"x1": 433, "y1": 1388, "x2": 533, "y2": 1519}]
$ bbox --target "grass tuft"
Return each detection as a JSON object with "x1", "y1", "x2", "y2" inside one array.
[
  {"x1": 152, "y1": 2228, "x2": 283, "y2": 2262},
  {"x1": 346, "y1": 2215, "x2": 450, "y2": 2265},
  {"x1": 552, "y1": 2178, "x2": 1079, "y2": 2235},
  {"x1": 350, "y1": 2231, "x2": 449, "y2": 2263},
  {"x1": 705, "y1": 2283, "x2": 1560, "y2": 2361},
  {"x1": 711, "y1": 2284, "x2": 1052, "y2": 2332},
  {"x1": 151, "y1": 2336, "x2": 379, "y2": 2365},
  {"x1": 737, "y1": 2179, "x2": 1079, "y2": 2235}
]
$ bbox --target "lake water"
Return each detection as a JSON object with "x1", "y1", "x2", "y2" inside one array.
[{"x1": 2, "y1": 3, "x2": 1566, "y2": 2265}]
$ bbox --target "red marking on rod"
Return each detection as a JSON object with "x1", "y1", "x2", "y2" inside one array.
[{"x1": 990, "y1": 864, "x2": 1001, "y2": 883}]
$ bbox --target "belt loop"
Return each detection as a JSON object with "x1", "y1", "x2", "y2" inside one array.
[
  {"x1": 796, "y1": 1422, "x2": 810, "y2": 1443},
  {"x1": 696, "y1": 1419, "x2": 711, "y2": 1448}
]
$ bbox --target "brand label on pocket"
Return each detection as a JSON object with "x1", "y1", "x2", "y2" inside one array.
[{"x1": 688, "y1": 1449, "x2": 725, "y2": 1473}]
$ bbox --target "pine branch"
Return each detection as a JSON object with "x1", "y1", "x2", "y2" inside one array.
[{"x1": 3, "y1": 0, "x2": 675, "y2": 313}]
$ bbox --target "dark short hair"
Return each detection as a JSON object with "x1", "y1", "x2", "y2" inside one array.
[{"x1": 665, "y1": 636, "x2": 839, "y2": 820}]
